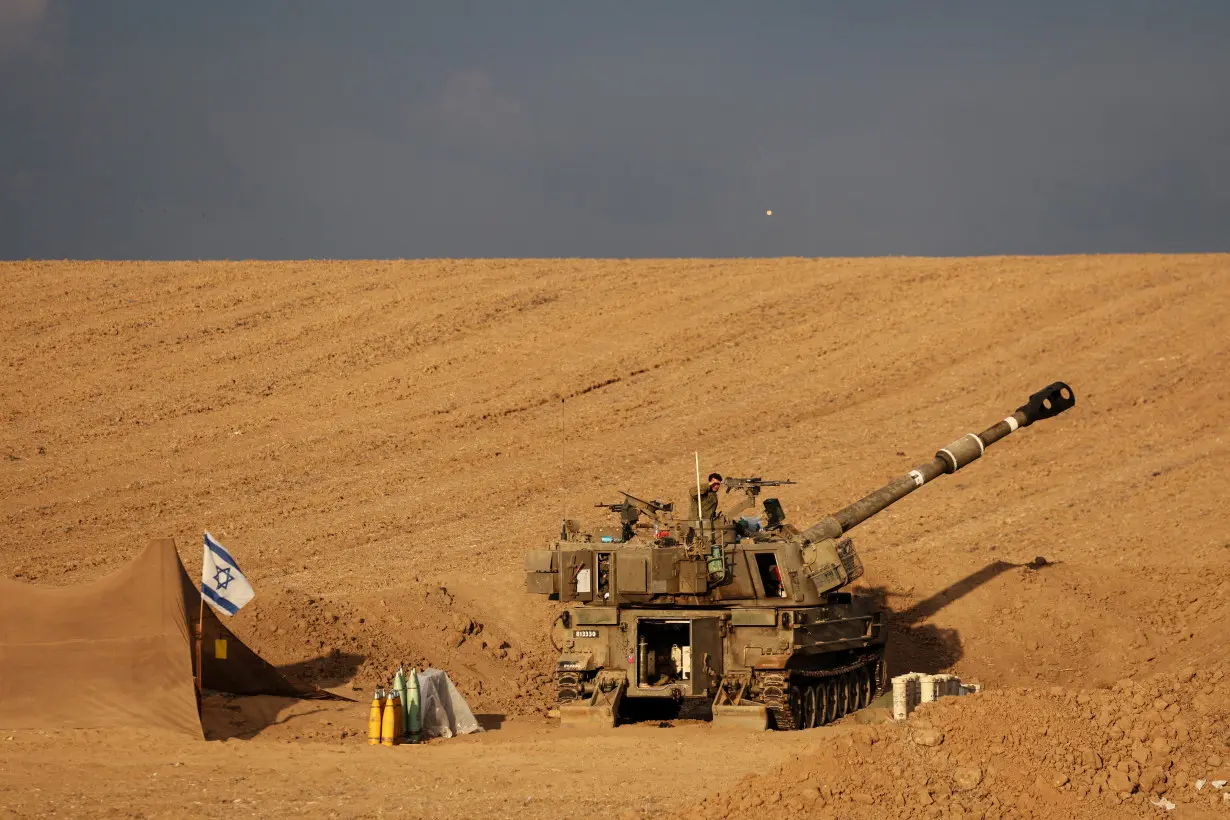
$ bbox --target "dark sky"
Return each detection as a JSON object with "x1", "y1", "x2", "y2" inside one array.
[{"x1": 2, "y1": 1, "x2": 1228, "y2": 259}]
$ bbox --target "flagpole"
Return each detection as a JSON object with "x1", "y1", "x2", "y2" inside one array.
[{"x1": 197, "y1": 532, "x2": 254, "y2": 710}]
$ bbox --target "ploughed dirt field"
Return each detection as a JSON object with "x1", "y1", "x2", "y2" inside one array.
[{"x1": 2, "y1": 256, "x2": 1229, "y2": 818}]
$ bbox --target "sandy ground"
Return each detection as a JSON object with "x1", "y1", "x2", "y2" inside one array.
[
  {"x1": 2, "y1": 698, "x2": 819, "y2": 819},
  {"x1": 2, "y1": 256, "x2": 1228, "y2": 818}
]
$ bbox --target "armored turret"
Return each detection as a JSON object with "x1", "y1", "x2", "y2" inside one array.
[{"x1": 524, "y1": 382, "x2": 1076, "y2": 729}]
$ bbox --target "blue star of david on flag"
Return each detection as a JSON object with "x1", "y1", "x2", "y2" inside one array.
[{"x1": 201, "y1": 532, "x2": 254, "y2": 616}]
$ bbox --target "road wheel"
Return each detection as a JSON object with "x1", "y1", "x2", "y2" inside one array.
[
  {"x1": 824, "y1": 679, "x2": 840, "y2": 724},
  {"x1": 835, "y1": 675, "x2": 852, "y2": 718},
  {"x1": 846, "y1": 671, "x2": 860, "y2": 713},
  {"x1": 857, "y1": 666, "x2": 874, "y2": 708},
  {"x1": 802, "y1": 685, "x2": 818, "y2": 729},
  {"x1": 815, "y1": 681, "x2": 830, "y2": 726},
  {"x1": 786, "y1": 686, "x2": 805, "y2": 731}
]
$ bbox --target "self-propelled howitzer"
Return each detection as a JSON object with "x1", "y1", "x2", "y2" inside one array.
[{"x1": 525, "y1": 382, "x2": 1076, "y2": 730}]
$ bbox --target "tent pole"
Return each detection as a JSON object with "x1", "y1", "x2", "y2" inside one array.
[{"x1": 195, "y1": 595, "x2": 204, "y2": 698}]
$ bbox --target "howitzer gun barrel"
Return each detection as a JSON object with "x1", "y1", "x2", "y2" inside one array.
[{"x1": 802, "y1": 382, "x2": 1075, "y2": 542}]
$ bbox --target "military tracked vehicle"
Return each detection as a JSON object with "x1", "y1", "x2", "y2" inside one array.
[{"x1": 525, "y1": 382, "x2": 1075, "y2": 729}]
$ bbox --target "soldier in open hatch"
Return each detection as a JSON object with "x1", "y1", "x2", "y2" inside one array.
[
  {"x1": 688, "y1": 472, "x2": 723, "y2": 520},
  {"x1": 759, "y1": 497, "x2": 799, "y2": 538}
]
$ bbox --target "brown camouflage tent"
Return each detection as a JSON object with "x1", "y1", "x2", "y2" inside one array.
[{"x1": 0, "y1": 538, "x2": 328, "y2": 736}]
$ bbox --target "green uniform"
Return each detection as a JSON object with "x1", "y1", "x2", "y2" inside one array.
[{"x1": 689, "y1": 487, "x2": 719, "y2": 520}]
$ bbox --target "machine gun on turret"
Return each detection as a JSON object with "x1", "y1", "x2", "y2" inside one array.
[
  {"x1": 721, "y1": 477, "x2": 797, "y2": 495},
  {"x1": 593, "y1": 493, "x2": 674, "y2": 540},
  {"x1": 595, "y1": 491, "x2": 674, "y2": 516}
]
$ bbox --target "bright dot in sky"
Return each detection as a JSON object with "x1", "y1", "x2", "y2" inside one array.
[{"x1": 765, "y1": 209, "x2": 773, "y2": 216}]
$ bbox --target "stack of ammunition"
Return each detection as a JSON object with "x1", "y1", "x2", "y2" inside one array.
[{"x1": 366, "y1": 666, "x2": 422, "y2": 746}]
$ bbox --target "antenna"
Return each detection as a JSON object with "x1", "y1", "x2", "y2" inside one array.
[
  {"x1": 695, "y1": 451, "x2": 703, "y2": 534},
  {"x1": 560, "y1": 398, "x2": 567, "y2": 539}
]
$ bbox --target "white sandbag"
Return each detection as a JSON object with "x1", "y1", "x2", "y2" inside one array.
[{"x1": 417, "y1": 667, "x2": 483, "y2": 739}]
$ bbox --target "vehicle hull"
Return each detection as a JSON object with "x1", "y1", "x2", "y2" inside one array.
[{"x1": 554, "y1": 598, "x2": 886, "y2": 729}]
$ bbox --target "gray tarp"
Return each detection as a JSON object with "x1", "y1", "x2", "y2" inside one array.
[{"x1": 418, "y1": 667, "x2": 482, "y2": 738}]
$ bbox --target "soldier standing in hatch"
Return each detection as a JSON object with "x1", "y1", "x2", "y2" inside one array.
[{"x1": 689, "y1": 472, "x2": 723, "y2": 521}]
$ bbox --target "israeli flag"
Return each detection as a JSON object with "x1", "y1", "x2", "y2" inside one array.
[{"x1": 201, "y1": 532, "x2": 255, "y2": 616}]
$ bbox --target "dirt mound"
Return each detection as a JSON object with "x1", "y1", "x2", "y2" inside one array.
[
  {"x1": 685, "y1": 665, "x2": 1230, "y2": 819},
  {"x1": 236, "y1": 579, "x2": 555, "y2": 715}
]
